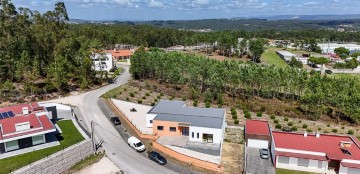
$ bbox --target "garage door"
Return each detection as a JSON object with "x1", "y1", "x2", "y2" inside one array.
[
  {"x1": 247, "y1": 139, "x2": 268, "y2": 148},
  {"x1": 348, "y1": 167, "x2": 360, "y2": 174}
]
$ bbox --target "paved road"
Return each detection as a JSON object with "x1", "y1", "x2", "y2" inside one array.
[
  {"x1": 245, "y1": 147, "x2": 275, "y2": 174},
  {"x1": 49, "y1": 66, "x2": 176, "y2": 174}
]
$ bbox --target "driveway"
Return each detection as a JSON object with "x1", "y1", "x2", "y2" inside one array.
[{"x1": 245, "y1": 147, "x2": 275, "y2": 174}]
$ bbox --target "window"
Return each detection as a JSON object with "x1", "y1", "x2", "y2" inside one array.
[
  {"x1": 197, "y1": 133, "x2": 199, "y2": 139},
  {"x1": 298, "y1": 158, "x2": 309, "y2": 167},
  {"x1": 203, "y1": 134, "x2": 213, "y2": 143},
  {"x1": 149, "y1": 120, "x2": 153, "y2": 123},
  {"x1": 192, "y1": 132, "x2": 194, "y2": 138},
  {"x1": 278, "y1": 156, "x2": 290, "y2": 164},
  {"x1": 157, "y1": 126, "x2": 164, "y2": 131},
  {"x1": 32, "y1": 135, "x2": 44, "y2": 145},
  {"x1": 170, "y1": 127, "x2": 176, "y2": 132}
]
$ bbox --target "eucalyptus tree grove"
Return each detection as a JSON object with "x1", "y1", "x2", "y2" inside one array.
[{"x1": 131, "y1": 50, "x2": 360, "y2": 123}]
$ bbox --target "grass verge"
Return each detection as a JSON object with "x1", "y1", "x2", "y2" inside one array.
[
  {"x1": 261, "y1": 47, "x2": 288, "y2": 67},
  {"x1": 63, "y1": 153, "x2": 104, "y2": 174},
  {"x1": 276, "y1": 168, "x2": 315, "y2": 174},
  {"x1": 0, "y1": 120, "x2": 85, "y2": 173}
]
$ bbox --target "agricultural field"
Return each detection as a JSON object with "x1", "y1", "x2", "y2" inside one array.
[{"x1": 261, "y1": 47, "x2": 288, "y2": 67}]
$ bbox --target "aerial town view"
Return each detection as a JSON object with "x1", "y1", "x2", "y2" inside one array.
[{"x1": 2, "y1": 0, "x2": 360, "y2": 174}]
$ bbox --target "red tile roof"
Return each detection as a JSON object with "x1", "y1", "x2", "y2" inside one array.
[
  {"x1": 273, "y1": 131, "x2": 360, "y2": 161},
  {"x1": 106, "y1": 50, "x2": 133, "y2": 57},
  {"x1": 0, "y1": 103, "x2": 55, "y2": 141},
  {"x1": 276, "y1": 151, "x2": 328, "y2": 161},
  {"x1": 245, "y1": 119, "x2": 270, "y2": 135},
  {"x1": 341, "y1": 162, "x2": 360, "y2": 169}
]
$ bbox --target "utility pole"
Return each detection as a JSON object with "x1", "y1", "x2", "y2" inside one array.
[{"x1": 91, "y1": 120, "x2": 96, "y2": 153}]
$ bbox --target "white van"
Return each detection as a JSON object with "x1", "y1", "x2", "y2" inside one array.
[{"x1": 127, "y1": 136, "x2": 145, "y2": 152}]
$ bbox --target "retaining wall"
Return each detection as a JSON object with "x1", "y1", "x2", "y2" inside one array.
[{"x1": 12, "y1": 140, "x2": 93, "y2": 174}]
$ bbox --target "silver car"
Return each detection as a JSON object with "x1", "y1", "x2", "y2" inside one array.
[{"x1": 260, "y1": 149, "x2": 269, "y2": 159}]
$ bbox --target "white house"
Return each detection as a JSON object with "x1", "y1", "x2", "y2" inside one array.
[
  {"x1": 91, "y1": 52, "x2": 114, "y2": 72},
  {"x1": 318, "y1": 43, "x2": 360, "y2": 54},
  {"x1": 276, "y1": 50, "x2": 296, "y2": 62},
  {"x1": 146, "y1": 100, "x2": 226, "y2": 145}
]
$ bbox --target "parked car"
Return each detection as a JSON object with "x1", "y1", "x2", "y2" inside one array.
[
  {"x1": 260, "y1": 149, "x2": 270, "y2": 159},
  {"x1": 148, "y1": 151, "x2": 167, "y2": 165},
  {"x1": 127, "y1": 136, "x2": 145, "y2": 152},
  {"x1": 110, "y1": 117, "x2": 121, "y2": 125}
]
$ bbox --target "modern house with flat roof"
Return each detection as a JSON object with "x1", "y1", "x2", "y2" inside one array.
[
  {"x1": 0, "y1": 103, "x2": 56, "y2": 153},
  {"x1": 146, "y1": 100, "x2": 226, "y2": 144},
  {"x1": 91, "y1": 52, "x2": 114, "y2": 72}
]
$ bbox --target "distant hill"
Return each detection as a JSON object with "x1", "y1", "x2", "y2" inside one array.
[{"x1": 263, "y1": 14, "x2": 360, "y2": 20}]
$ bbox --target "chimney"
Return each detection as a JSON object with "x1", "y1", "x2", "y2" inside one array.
[
  {"x1": 316, "y1": 132, "x2": 320, "y2": 138},
  {"x1": 22, "y1": 107, "x2": 29, "y2": 115},
  {"x1": 304, "y1": 132, "x2": 308, "y2": 137}
]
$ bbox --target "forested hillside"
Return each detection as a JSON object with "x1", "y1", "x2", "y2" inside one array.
[
  {"x1": 130, "y1": 50, "x2": 360, "y2": 123},
  {"x1": 0, "y1": 1, "x2": 100, "y2": 100}
]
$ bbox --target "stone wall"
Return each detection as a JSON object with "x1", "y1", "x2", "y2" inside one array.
[{"x1": 12, "y1": 139, "x2": 93, "y2": 174}]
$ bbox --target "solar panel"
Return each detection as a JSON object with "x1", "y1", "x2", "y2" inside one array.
[
  {"x1": 0, "y1": 114, "x2": 4, "y2": 119},
  {"x1": 6, "y1": 111, "x2": 14, "y2": 117},
  {"x1": 2, "y1": 112, "x2": 8, "y2": 118}
]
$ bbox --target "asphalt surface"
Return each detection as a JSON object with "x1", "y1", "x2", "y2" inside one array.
[
  {"x1": 49, "y1": 66, "x2": 177, "y2": 174},
  {"x1": 245, "y1": 147, "x2": 275, "y2": 174}
]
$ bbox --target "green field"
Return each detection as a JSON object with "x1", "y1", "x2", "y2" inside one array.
[
  {"x1": 328, "y1": 73, "x2": 360, "y2": 80},
  {"x1": 0, "y1": 120, "x2": 85, "y2": 173},
  {"x1": 261, "y1": 47, "x2": 288, "y2": 67},
  {"x1": 276, "y1": 168, "x2": 315, "y2": 174}
]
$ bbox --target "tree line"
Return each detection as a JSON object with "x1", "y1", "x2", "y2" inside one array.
[{"x1": 130, "y1": 50, "x2": 360, "y2": 123}]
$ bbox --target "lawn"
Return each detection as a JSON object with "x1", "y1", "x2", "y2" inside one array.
[
  {"x1": 276, "y1": 168, "x2": 315, "y2": 174},
  {"x1": 0, "y1": 120, "x2": 85, "y2": 173},
  {"x1": 64, "y1": 153, "x2": 104, "y2": 173},
  {"x1": 261, "y1": 47, "x2": 288, "y2": 67}
]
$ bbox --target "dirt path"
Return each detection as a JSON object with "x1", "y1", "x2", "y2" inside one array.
[
  {"x1": 74, "y1": 156, "x2": 121, "y2": 174},
  {"x1": 222, "y1": 142, "x2": 243, "y2": 174}
]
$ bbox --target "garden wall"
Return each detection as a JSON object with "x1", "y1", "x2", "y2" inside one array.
[{"x1": 12, "y1": 140, "x2": 93, "y2": 174}]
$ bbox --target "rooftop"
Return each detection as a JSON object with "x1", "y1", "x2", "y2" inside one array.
[
  {"x1": 273, "y1": 131, "x2": 360, "y2": 161},
  {"x1": 276, "y1": 50, "x2": 296, "y2": 57},
  {"x1": 106, "y1": 49, "x2": 133, "y2": 57},
  {"x1": 245, "y1": 119, "x2": 270, "y2": 135},
  {"x1": 149, "y1": 100, "x2": 225, "y2": 129}
]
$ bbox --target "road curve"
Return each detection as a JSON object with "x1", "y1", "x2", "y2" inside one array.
[{"x1": 50, "y1": 65, "x2": 176, "y2": 174}]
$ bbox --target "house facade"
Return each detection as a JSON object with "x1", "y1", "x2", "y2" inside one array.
[
  {"x1": 91, "y1": 52, "x2": 114, "y2": 72},
  {"x1": 0, "y1": 103, "x2": 56, "y2": 153},
  {"x1": 146, "y1": 100, "x2": 226, "y2": 145},
  {"x1": 106, "y1": 49, "x2": 133, "y2": 62}
]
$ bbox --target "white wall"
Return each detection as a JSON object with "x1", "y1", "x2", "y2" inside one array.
[
  {"x1": 189, "y1": 126, "x2": 223, "y2": 144},
  {"x1": 247, "y1": 139, "x2": 268, "y2": 148},
  {"x1": 146, "y1": 114, "x2": 157, "y2": 128},
  {"x1": 92, "y1": 52, "x2": 113, "y2": 72},
  {"x1": 339, "y1": 165, "x2": 348, "y2": 174},
  {"x1": 276, "y1": 156, "x2": 328, "y2": 173}
]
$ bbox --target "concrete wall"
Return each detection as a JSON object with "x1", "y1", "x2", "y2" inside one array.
[
  {"x1": 189, "y1": 126, "x2": 222, "y2": 144},
  {"x1": 12, "y1": 140, "x2": 93, "y2": 174},
  {"x1": 276, "y1": 156, "x2": 328, "y2": 173},
  {"x1": 152, "y1": 120, "x2": 182, "y2": 137},
  {"x1": 146, "y1": 114, "x2": 157, "y2": 128}
]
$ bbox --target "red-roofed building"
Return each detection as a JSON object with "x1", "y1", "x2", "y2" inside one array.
[
  {"x1": 106, "y1": 49, "x2": 133, "y2": 62},
  {"x1": 0, "y1": 103, "x2": 56, "y2": 153},
  {"x1": 272, "y1": 131, "x2": 360, "y2": 174},
  {"x1": 245, "y1": 119, "x2": 271, "y2": 149}
]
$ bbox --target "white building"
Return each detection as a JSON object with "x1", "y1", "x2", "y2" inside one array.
[
  {"x1": 318, "y1": 43, "x2": 360, "y2": 54},
  {"x1": 91, "y1": 52, "x2": 114, "y2": 72},
  {"x1": 276, "y1": 50, "x2": 296, "y2": 62}
]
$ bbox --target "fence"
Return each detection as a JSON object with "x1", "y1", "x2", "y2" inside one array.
[{"x1": 12, "y1": 140, "x2": 93, "y2": 174}]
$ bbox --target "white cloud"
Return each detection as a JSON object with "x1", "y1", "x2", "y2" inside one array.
[
  {"x1": 147, "y1": 0, "x2": 165, "y2": 8},
  {"x1": 194, "y1": 0, "x2": 209, "y2": 5}
]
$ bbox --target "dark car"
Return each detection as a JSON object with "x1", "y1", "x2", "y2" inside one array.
[
  {"x1": 148, "y1": 151, "x2": 167, "y2": 165},
  {"x1": 110, "y1": 117, "x2": 121, "y2": 125},
  {"x1": 260, "y1": 149, "x2": 270, "y2": 159}
]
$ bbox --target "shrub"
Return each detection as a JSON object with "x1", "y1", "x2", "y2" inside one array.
[
  {"x1": 142, "y1": 96, "x2": 146, "y2": 100},
  {"x1": 218, "y1": 105, "x2": 223, "y2": 108},
  {"x1": 318, "y1": 127, "x2": 321, "y2": 131},
  {"x1": 298, "y1": 120, "x2": 302, "y2": 123},
  {"x1": 332, "y1": 129, "x2": 338, "y2": 133},
  {"x1": 324, "y1": 130, "x2": 329, "y2": 133},
  {"x1": 205, "y1": 101, "x2": 211, "y2": 108},
  {"x1": 170, "y1": 96, "x2": 174, "y2": 100},
  {"x1": 231, "y1": 107, "x2": 236, "y2": 112},
  {"x1": 327, "y1": 124, "x2": 330, "y2": 127},
  {"x1": 274, "y1": 119, "x2": 279, "y2": 124},
  {"x1": 193, "y1": 100, "x2": 198, "y2": 107},
  {"x1": 160, "y1": 92, "x2": 164, "y2": 96},
  {"x1": 231, "y1": 110, "x2": 237, "y2": 116},
  {"x1": 134, "y1": 91, "x2": 137, "y2": 94},
  {"x1": 260, "y1": 106, "x2": 266, "y2": 112},
  {"x1": 243, "y1": 109, "x2": 249, "y2": 114},
  {"x1": 256, "y1": 112, "x2": 262, "y2": 117},
  {"x1": 270, "y1": 114, "x2": 275, "y2": 119},
  {"x1": 275, "y1": 124, "x2": 282, "y2": 129},
  {"x1": 302, "y1": 124, "x2": 308, "y2": 129},
  {"x1": 234, "y1": 120, "x2": 239, "y2": 125},
  {"x1": 244, "y1": 112, "x2": 251, "y2": 119},
  {"x1": 239, "y1": 140, "x2": 244, "y2": 144},
  {"x1": 137, "y1": 100, "x2": 142, "y2": 104},
  {"x1": 284, "y1": 117, "x2": 289, "y2": 122},
  {"x1": 154, "y1": 99, "x2": 158, "y2": 102},
  {"x1": 291, "y1": 126, "x2": 298, "y2": 131},
  {"x1": 347, "y1": 129, "x2": 354, "y2": 135},
  {"x1": 146, "y1": 92, "x2": 150, "y2": 96},
  {"x1": 306, "y1": 128, "x2": 313, "y2": 132},
  {"x1": 151, "y1": 102, "x2": 155, "y2": 106},
  {"x1": 182, "y1": 97, "x2": 186, "y2": 101},
  {"x1": 124, "y1": 88, "x2": 127, "y2": 91},
  {"x1": 157, "y1": 95, "x2": 161, "y2": 99},
  {"x1": 232, "y1": 115, "x2": 238, "y2": 120},
  {"x1": 287, "y1": 122, "x2": 293, "y2": 126},
  {"x1": 126, "y1": 97, "x2": 129, "y2": 101},
  {"x1": 130, "y1": 92, "x2": 135, "y2": 97},
  {"x1": 341, "y1": 126, "x2": 345, "y2": 129}
]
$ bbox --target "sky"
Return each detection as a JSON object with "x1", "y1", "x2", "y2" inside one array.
[{"x1": 11, "y1": 0, "x2": 360, "y2": 21}]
